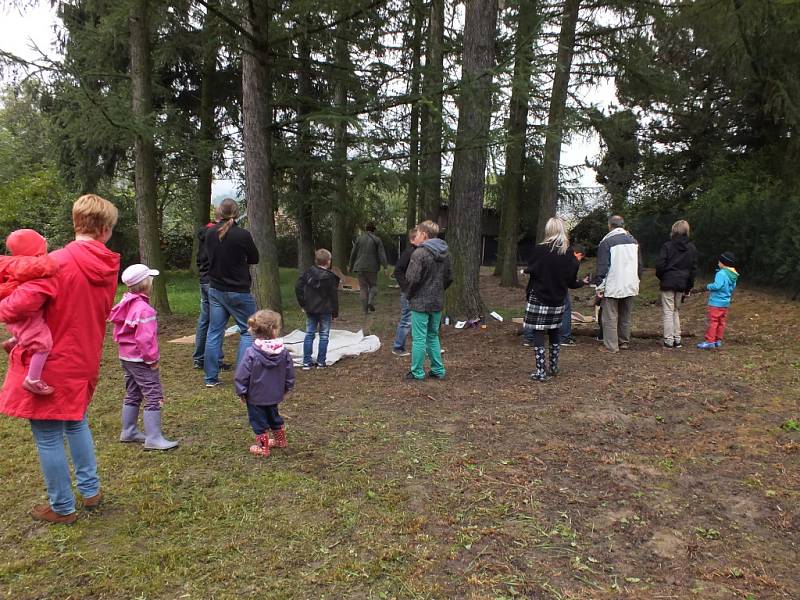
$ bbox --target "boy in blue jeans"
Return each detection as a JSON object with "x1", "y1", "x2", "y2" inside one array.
[{"x1": 295, "y1": 249, "x2": 340, "y2": 369}]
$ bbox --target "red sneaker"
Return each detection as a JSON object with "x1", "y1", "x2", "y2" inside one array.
[{"x1": 22, "y1": 378, "x2": 55, "y2": 395}]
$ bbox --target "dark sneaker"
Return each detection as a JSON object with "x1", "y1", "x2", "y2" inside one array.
[
  {"x1": 205, "y1": 380, "x2": 222, "y2": 388},
  {"x1": 673, "y1": 340, "x2": 683, "y2": 348},
  {"x1": 560, "y1": 337, "x2": 576, "y2": 346},
  {"x1": 404, "y1": 371, "x2": 423, "y2": 382},
  {"x1": 302, "y1": 364, "x2": 313, "y2": 371},
  {"x1": 219, "y1": 362, "x2": 233, "y2": 372},
  {"x1": 714, "y1": 341, "x2": 723, "y2": 348},
  {"x1": 391, "y1": 348, "x2": 410, "y2": 357},
  {"x1": 316, "y1": 363, "x2": 327, "y2": 370},
  {"x1": 193, "y1": 361, "x2": 203, "y2": 369},
  {"x1": 367, "y1": 303, "x2": 376, "y2": 312},
  {"x1": 427, "y1": 370, "x2": 445, "y2": 380}
]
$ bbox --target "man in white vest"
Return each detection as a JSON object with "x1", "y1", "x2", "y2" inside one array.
[{"x1": 594, "y1": 215, "x2": 643, "y2": 353}]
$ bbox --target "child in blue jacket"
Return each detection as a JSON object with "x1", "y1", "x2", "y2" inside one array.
[{"x1": 697, "y1": 252, "x2": 739, "y2": 349}]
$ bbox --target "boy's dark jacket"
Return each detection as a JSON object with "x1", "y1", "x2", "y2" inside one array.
[
  {"x1": 655, "y1": 235, "x2": 697, "y2": 292},
  {"x1": 393, "y1": 243, "x2": 417, "y2": 293},
  {"x1": 295, "y1": 265, "x2": 340, "y2": 317},
  {"x1": 405, "y1": 238, "x2": 453, "y2": 313}
]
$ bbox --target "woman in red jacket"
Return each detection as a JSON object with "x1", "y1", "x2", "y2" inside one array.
[{"x1": 0, "y1": 195, "x2": 120, "y2": 524}]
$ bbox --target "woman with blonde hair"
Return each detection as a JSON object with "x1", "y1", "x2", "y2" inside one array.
[
  {"x1": 203, "y1": 198, "x2": 260, "y2": 387},
  {"x1": 655, "y1": 219, "x2": 697, "y2": 348},
  {"x1": 523, "y1": 217, "x2": 588, "y2": 381}
]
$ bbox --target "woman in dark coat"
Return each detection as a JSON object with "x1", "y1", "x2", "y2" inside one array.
[{"x1": 655, "y1": 219, "x2": 698, "y2": 348}]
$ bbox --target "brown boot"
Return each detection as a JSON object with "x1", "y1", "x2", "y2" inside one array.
[
  {"x1": 268, "y1": 426, "x2": 287, "y2": 449},
  {"x1": 30, "y1": 504, "x2": 77, "y2": 524},
  {"x1": 82, "y1": 490, "x2": 103, "y2": 510}
]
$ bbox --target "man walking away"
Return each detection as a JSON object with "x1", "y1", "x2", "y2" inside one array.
[
  {"x1": 404, "y1": 220, "x2": 453, "y2": 381},
  {"x1": 391, "y1": 227, "x2": 418, "y2": 357},
  {"x1": 594, "y1": 215, "x2": 642, "y2": 353},
  {"x1": 348, "y1": 222, "x2": 388, "y2": 314}
]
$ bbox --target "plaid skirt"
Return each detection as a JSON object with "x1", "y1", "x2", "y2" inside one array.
[{"x1": 523, "y1": 293, "x2": 565, "y2": 330}]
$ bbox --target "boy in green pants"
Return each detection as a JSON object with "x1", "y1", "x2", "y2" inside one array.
[{"x1": 403, "y1": 220, "x2": 453, "y2": 381}]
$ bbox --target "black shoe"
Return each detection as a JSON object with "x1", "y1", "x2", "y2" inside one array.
[
  {"x1": 367, "y1": 303, "x2": 376, "y2": 312},
  {"x1": 561, "y1": 337, "x2": 576, "y2": 346},
  {"x1": 404, "y1": 371, "x2": 423, "y2": 382},
  {"x1": 193, "y1": 361, "x2": 203, "y2": 369},
  {"x1": 673, "y1": 340, "x2": 683, "y2": 348},
  {"x1": 219, "y1": 362, "x2": 233, "y2": 372},
  {"x1": 427, "y1": 370, "x2": 445, "y2": 380}
]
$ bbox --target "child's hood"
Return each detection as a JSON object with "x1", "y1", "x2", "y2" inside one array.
[
  {"x1": 721, "y1": 266, "x2": 739, "y2": 284},
  {"x1": 251, "y1": 338, "x2": 289, "y2": 368},
  {"x1": 108, "y1": 292, "x2": 154, "y2": 325},
  {"x1": 307, "y1": 265, "x2": 340, "y2": 289}
]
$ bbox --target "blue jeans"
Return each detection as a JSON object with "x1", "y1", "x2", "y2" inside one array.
[
  {"x1": 303, "y1": 313, "x2": 332, "y2": 366},
  {"x1": 392, "y1": 293, "x2": 412, "y2": 351},
  {"x1": 193, "y1": 283, "x2": 225, "y2": 367},
  {"x1": 560, "y1": 292, "x2": 573, "y2": 341},
  {"x1": 29, "y1": 416, "x2": 99, "y2": 515},
  {"x1": 204, "y1": 288, "x2": 256, "y2": 384},
  {"x1": 246, "y1": 402, "x2": 284, "y2": 435}
]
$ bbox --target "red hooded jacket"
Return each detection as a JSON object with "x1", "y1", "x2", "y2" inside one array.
[{"x1": 0, "y1": 240, "x2": 120, "y2": 420}]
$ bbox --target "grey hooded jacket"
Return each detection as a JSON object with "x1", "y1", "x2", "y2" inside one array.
[{"x1": 405, "y1": 238, "x2": 453, "y2": 313}]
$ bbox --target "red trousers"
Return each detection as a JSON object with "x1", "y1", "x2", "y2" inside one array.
[{"x1": 704, "y1": 306, "x2": 728, "y2": 342}]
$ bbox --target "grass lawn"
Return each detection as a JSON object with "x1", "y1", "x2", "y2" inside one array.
[{"x1": 1, "y1": 266, "x2": 799, "y2": 599}]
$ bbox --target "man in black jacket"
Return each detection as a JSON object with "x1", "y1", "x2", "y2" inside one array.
[
  {"x1": 295, "y1": 249, "x2": 340, "y2": 369},
  {"x1": 390, "y1": 227, "x2": 418, "y2": 357}
]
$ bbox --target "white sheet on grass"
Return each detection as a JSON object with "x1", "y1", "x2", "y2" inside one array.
[{"x1": 283, "y1": 328, "x2": 381, "y2": 366}]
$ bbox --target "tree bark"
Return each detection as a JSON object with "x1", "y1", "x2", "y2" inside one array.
[
  {"x1": 129, "y1": 0, "x2": 170, "y2": 314},
  {"x1": 296, "y1": 23, "x2": 315, "y2": 272},
  {"x1": 498, "y1": 0, "x2": 539, "y2": 286},
  {"x1": 420, "y1": 0, "x2": 444, "y2": 221},
  {"x1": 242, "y1": 0, "x2": 282, "y2": 313},
  {"x1": 445, "y1": 0, "x2": 497, "y2": 318},
  {"x1": 331, "y1": 19, "x2": 351, "y2": 272},
  {"x1": 192, "y1": 11, "x2": 218, "y2": 275},
  {"x1": 406, "y1": 1, "x2": 423, "y2": 232},
  {"x1": 536, "y1": 0, "x2": 580, "y2": 241}
]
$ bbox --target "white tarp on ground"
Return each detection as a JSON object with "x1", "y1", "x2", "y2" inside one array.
[{"x1": 283, "y1": 328, "x2": 381, "y2": 366}]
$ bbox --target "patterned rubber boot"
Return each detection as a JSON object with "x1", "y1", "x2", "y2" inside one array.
[
  {"x1": 530, "y1": 346, "x2": 549, "y2": 381},
  {"x1": 268, "y1": 426, "x2": 288, "y2": 449},
  {"x1": 549, "y1": 343, "x2": 561, "y2": 376},
  {"x1": 249, "y1": 434, "x2": 270, "y2": 457}
]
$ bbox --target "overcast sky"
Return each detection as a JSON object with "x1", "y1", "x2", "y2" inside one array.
[{"x1": 0, "y1": 2, "x2": 609, "y2": 194}]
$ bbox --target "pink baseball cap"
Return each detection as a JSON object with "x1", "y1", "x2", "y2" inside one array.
[{"x1": 121, "y1": 263, "x2": 160, "y2": 286}]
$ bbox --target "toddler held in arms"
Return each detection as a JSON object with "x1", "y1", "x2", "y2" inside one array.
[{"x1": 0, "y1": 229, "x2": 59, "y2": 395}]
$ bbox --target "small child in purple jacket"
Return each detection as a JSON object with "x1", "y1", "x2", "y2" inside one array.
[
  {"x1": 235, "y1": 309, "x2": 296, "y2": 457},
  {"x1": 108, "y1": 264, "x2": 178, "y2": 451}
]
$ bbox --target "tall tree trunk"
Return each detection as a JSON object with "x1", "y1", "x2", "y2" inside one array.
[
  {"x1": 331, "y1": 19, "x2": 351, "y2": 272},
  {"x1": 420, "y1": 0, "x2": 444, "y2": 221},
  {"x1": 129, "y1": 0, "x2": 170, "y2": 313},
  {"x1": 406, "y1": 1, "x2": 423, "y2": 232},
  {"x1": 498, "y1": 0, "x2": 539, "y2": 286},
  {"x1": 536, "y1": 0, "x2": 580, "y2": 241},
  {"x1": 296, "y1": 23, "x2": 315, "y2": 271},
  {"x1": 445, "y1": 0, "x2": 497, "y2": 318},
  {"x1": 242, "y1": 0, "x2": 282, "y2": 312},
  {"x1": 192, "y1": 13, "x2": 218, "y2": 275}
]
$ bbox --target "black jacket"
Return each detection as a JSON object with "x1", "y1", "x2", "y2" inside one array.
[
  {"x1": 655, "y1": 235, "x2": 698, "y2": 292},
  {"x1": 196, "y1": 222, "x2": 214, "y2": 284},
  {"x1": 393, "y1": 243, "x2": 417, "y2": 293},
  {"x1": 295, "y1": 265, "x2": 340, "y2": 317},
  {"x1": 524, "y1": 244, "x2": 583, "y2": 306},
  {"x1": 206, "y1": 222, "x2": 259, "y2": 293}
]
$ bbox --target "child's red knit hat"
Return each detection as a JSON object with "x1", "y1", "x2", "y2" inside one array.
[{"x1": 5, "y1": 229, "x2": 47, "y2": 257}]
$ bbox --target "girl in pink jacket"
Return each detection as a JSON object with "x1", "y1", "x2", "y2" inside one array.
[{"x1": 108, "y1": 264, "x2": 178, "y2": 450}]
